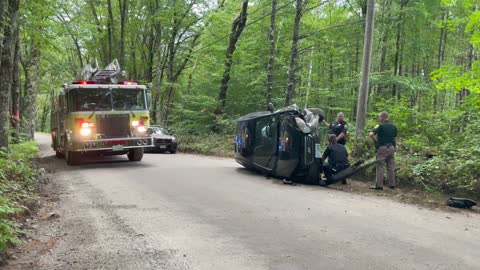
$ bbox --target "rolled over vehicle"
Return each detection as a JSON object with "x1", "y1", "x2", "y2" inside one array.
[
  {"x1": 145, "y1": 126, "x2": 178, "y2": 154},
  {"x1": 235, "y1": 104, "x2": 326, "y2": 184}
]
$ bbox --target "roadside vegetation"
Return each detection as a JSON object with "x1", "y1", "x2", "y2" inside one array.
[
  {"x1": 177, "y1": 134, "x2": 234, "y2": 158},
  {"x1": 0, "y1": 142, "x2": 40, "y2": 251}
]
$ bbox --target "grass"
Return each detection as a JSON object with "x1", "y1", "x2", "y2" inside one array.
[{"x1": 0, "y1": 141, "x2": 40, "y2": 250}]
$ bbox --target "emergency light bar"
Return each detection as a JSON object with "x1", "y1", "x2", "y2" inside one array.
[
  {"x1": 72, "y1": 80, "x2": 97, "y2": 85},
  {"x1": 118, "y1": 81, "x2": 138, "y2": 85},
  {"x1": 71, "y1": 80, "x2": 138, "y2": 85}
]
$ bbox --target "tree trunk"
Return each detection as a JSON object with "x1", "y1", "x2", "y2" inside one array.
[
  {"x1": 186, "y1": 57, "x2": 198, "y2": 95},
  {"x1": 107, "y1": 0, "x2": 115, "y2": 63},
  {"x1": 434, "y1": 10, "x2": 448, "y2": 111},
  {"x1": 154, "y1": 0, "x2": 164, "y2": 124},
  {"x1": 285, "y1": 0, "x2": 304, "y2": 106},
  {"x1": 146, "y1": 31, "x2": 155, "y2": 82},
  {"x1": 20, "y1": 46, "x2": 41, "y2": 141},
  {"x1": 0, "y1": 0, "x2": 20, "y2": 148},
  {"x1": 164, "y1": 34, "x2": 200, "y2": 123},
  {"x1": 215, "y1": 1, "x2": 249, "y2": 115},
  {"x1": 392, "y1": 0, "x2": 407, "y2": 98},
  {"x1": 266, "y1": 0, "x2": 277, "y2": 105},
  {"x1": 379, "y1": 0, "x2": 391, "y2": 73},
  {"x1": 88, "y1": 0, "x2": 108, "y2": 65},
  {"x1": 355, "y1": 0, "x2": 376, "y2": 139},
  {"x1": 305, "y1": 48, "x2": 313, "y2": 107},
  {"x1": 72, "y1": 35, "x2": 83, "y2": 68},
  {"x1": 11, "y1": 34, "x2": 20, "y2": 142},
  {"x1": 0, "y1": 0, "x2": 7, "y2": 67},
  {"x1": 40, "y1": 92, "x2": 50, "y2": 132},
  {"x1": 118, "y1": 0, "x2": 128, "y2": 68}
]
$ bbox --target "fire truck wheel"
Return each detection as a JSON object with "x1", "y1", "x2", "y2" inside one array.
[
  {"x1": 55, "y1": 150, "x2": 64, "y2": 159},
  {"x1": 127, "y1": 148, "x2": 144, "y2": 161},
  {"x1": 66, "y1": 151, "x2": 80, "y2": 165}
]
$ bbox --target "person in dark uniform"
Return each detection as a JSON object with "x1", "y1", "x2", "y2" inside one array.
[
  {"x1": 319, "y1": 134, "x2": 349, "y2": 186},
  {"x1": 369, "y1": 112, "x2": 398, "y2": 190},
  {"x1": 323, "y1": 112, "x2": 348, "y2": 145}
]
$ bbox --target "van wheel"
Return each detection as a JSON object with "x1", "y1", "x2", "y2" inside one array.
[{"x1": 128, "y1": 148, "x2": 144, "y2": 161}]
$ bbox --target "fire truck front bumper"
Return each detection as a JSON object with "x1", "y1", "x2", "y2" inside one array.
[{"x1": 70, "y1": 137, "x2": 154, "y2": 152}]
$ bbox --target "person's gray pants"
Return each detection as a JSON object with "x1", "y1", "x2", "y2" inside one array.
[{"x1": 375, "y1": 145, "x2": 396, "y2": 187}]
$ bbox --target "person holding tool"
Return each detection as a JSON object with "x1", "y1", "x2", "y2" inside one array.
[
  {"x1": 369, "y1": 112, "x2": 398, "y2": 190},
  {"x1": 323, "y1": 112, "x2": 348, "y2": 145}
]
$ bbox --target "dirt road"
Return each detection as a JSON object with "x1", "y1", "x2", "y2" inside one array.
[{"x1": 5, "y1": 133, "x2": 480, "y2": 270}]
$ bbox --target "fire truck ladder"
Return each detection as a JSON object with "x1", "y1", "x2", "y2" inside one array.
[
  {"x1": 93, "y1": 59, "x2": 122, "y2": 84},
  {"x1": 77, "y1": 59, "x2": 123, "y2": 84}
]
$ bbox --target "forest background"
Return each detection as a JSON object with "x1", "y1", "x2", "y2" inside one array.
[{"x1": 1, "y1": 0, "x2": 480, "y2": 197}]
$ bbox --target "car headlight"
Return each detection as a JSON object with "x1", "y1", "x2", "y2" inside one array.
[{"x1": 137, "y1": 126, "x2": 147, "y2": 133}]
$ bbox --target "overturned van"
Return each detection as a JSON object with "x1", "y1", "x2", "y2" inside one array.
[{"x1": 235, "y1": 105, "x2": 326, "y2": 184}]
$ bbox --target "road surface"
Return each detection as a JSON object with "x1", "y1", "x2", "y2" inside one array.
[{"x1": 7, "y1": 134, "x2": 480, "y2": 270}]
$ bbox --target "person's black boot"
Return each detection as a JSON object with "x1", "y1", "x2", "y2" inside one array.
[{"x1": 369, "y1": 185, "x2": 383, "y2": 190}]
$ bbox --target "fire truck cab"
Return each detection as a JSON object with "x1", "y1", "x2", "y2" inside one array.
[{"x1": 50, "y1": 60, "x2": 153, "y2": 165}]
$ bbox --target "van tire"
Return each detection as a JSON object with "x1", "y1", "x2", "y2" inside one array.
[{"x1": 128, "y1": 148, "x2": 144, "y2": 161}]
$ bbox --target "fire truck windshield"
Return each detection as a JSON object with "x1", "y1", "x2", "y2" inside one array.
[
  {"x1": 112, "y1": 89, "x2": 146, "y2": 111},
  {"x1": 68, "y1": 88, "x2": 112, "y2": 112},
  {"x1": 67, "y1": 88, "x2": 146, "y2": 112}
]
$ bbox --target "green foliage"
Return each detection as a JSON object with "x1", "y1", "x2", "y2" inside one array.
[
  {"x1": 0, "y1": 197, "x2": 21, "y2": 250},
  {"x1": 466, "y1": 10, "x2": 480, "y2": 48},
  {"x1": 14, "y1": 0, "x2": 480, "y2": 199},
  {"x1": 178, "y1": 133, "x2": 234, "y2": 158},
  {"x1": 0, "y1": 141, "x2": 39, "y2": 250}
]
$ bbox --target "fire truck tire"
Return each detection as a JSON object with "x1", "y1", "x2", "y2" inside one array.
[
  {"x1": 55, "y1": 150, "x2": 64, "y2": 159},
  {"x1": 127, "y1": 148, "x2": 144, "y2": 161},
  {"x1": 65, "y1": 151, "x2": 80, "y2": 165}
]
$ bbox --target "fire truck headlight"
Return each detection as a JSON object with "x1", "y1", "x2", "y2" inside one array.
[
  {"x1": 132, "y1": 120, "x2": 140, "y2": 127},
  {"x1": 137, "y1": 126, "x2": 147, "y2": 133},
  {"x1": 80, "y1": 127, "x2": 92, "y2": 137}
]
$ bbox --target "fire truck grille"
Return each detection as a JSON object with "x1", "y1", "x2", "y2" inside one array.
[{"x1": 96, "y1": 114, "x2": 130, "y2": 138}]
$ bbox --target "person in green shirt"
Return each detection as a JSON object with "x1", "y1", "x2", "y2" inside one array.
[{"x1": 369, "y1": 112, "x2": 398, "y2": 190}]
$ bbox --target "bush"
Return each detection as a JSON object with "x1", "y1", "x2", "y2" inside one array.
[
  {"x1": 177, "y1": 133, "x2": 234, "y2": 157},
  {"x1": 0, "y1": 141, "x2": 39, "y2": 250},
  {"x1": 0, "y1": 197, "x2": 21, "y2": 250},
  {"x1": 350, "y1": 106, "x2": 480, "y2": 198}
]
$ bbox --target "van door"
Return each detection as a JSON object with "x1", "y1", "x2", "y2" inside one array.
[{"x1": 253, "y1": 116, "x2": 277, "y2": 170}]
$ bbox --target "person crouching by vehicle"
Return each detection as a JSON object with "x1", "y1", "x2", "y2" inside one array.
[
  {"x1": 369, "y1": 112, "x2": 398, "y2": 190},
  {"x1": 319, "y1": 134, "x2": 349, "y2": 186}
]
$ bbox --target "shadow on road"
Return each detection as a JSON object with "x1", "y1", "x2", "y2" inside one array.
[{"x1": 39, "y1": 154, "x2": 153, "y2": 173}]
